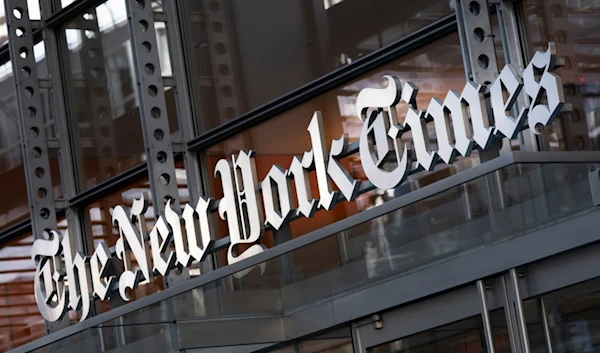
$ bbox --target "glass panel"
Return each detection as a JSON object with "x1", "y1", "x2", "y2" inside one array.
[
  {"x1": 0, "y1": 58, "x2": 61, "y2": 232},
  {"x1": 368, "y1": 316, "x2": 486, "y2": 353},
  {"x1": 27, "y1": 0, "x2": 41, "y2": 20},
  {"x1": 490, "y1": 309, "x2": 512, "y2": 353},
  {"x1": 0, "y1": 60, "x2": 29, "y2": 231},
  {"x1": 61, "y1": 0, "x2": 180, "y2": 191},
  {"x1": 0, "y1": 217, "x2": 66, "y2": 352},
  {"x1": 525, "y1": 277, "x2": 600, "y2": 353},
  {"x1": 205, "y1": 33, "x2": 474, "y2": 264},
  {"x1": 0, "y1": 232, "x2": 44, "y2": 352},
  {"x1": 523, "y1": 0, "x2": 600, "y2": 151},
  {"x1": 183, "y1": 0, "x2": 453, "y2": 131},
  {"x1": 186, "y1": 162, "x2": 596, "y2": 315}
]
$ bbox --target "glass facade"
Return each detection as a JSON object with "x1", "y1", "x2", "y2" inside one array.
[
  {"x1": 523, "y1": 0, "x2": 600, "y2": 151},
  {"x1": 183, "y1": 0, "x2": 454, "y2": 131},
  {"x1": 0, "y1": 0, "x2": 597, "y2": 352}
]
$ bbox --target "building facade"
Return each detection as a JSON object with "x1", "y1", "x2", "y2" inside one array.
[{"x1": 0, "y1": 0, "x2": 599, "y2": 352}]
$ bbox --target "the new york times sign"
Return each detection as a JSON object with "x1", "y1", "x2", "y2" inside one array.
[{"x1": 32, "y1": 44, "x2": 564, "y2": 322}]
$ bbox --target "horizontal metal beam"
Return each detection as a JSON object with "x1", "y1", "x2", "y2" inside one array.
[
  {"x1": 42, "y1": 0, "x2": 106, "y2": 29},
  {"x1": 0, "y1": 209, "x2": 66, "y2": 247},
  {"x1": 67, "y1": 162, "x2": 149, "y2": 208},
  {"x1": 0, "y1": 219, "x2": 33, "y2": 246}
]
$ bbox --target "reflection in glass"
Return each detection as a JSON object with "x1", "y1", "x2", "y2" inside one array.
[
  {"x1": 524, "y1": 0, "x2": 600, "y2": 151},
  {"x1": 526, "y1": 277, "x2": 600, "y2": 353},
  {"x1": 0, "y1": 218, "x2": 67, "y2": 352},
  {"x1": 85, "y1": 162, "x2": 188, "y2": 310},
  {"x1": 368, "y1": 316, "x2": 487, "y2": 353},
  {"x1": 204, "y1": 33, "x2": 476, "y2": 265},
  {"x1": 0, "y1": 56, "x2": 60, "y2": 232},
  {"x1": 26, "y1": 161, "x2": 598, "y2": 351},
  {"x1": 61, "y1": 0, "x2": 178, "y2": 191},
  {"x1": 183, "y1": 0, "x2": 453, "y2": 131},
  {"x1": 108, "y1": 161, "x2": 597, "y2": 329}
]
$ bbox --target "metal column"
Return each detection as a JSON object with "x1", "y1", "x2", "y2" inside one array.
[
  {"x1": 538, "y1": 0, "x2": 591, "y2": 152},
  {"x1": 163, "y1": 0, "x2": 215, "y2": 277},
  {"x1": 76, "y1": 8, "x2": 120, "y2": 183},
  {"x1": 125, "y1": 0, "x2": 191, "y2": 301},
  {"x1": 125, "y1": 0, "x2": 180, "y2": 217},
  {"x1": 199, "y1": 0, "x2": 243, "y2": 126},
  {"x1": 162, "y1": 1, "x2": 228, "y2": 321},
  {"x1": 39, "y1": 0, "x2": 103, "y2": 326},
  {"x1": 4, "y1": 0, "x2": 69, "y2": 331},
  {"x1": 454, "y1": 0, "x2": 508, "y2": 240},
  {"x1": 497, "y1": 0, "x2": 548, "y2": 152}
]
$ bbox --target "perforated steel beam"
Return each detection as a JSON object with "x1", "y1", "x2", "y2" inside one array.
[
  {"x1": 163, "y1": 0, "x2": 216, "y2": 277},
  {"x1": 538, "y1": 0, "x2": 591, "y2": 151},
  {"x1": 200, "y1": 0, "x2": 242, "y2": 126},
  {"x1": 77, "y1": 10, "x2": 120, "y2": 181},
  {"x1": 163, "y1": 0, "x2": 205, "y2": 208},
  {"x1": 4, "y1": 0, "x2": 69, "y2": 331},
  {"x1": 39, "y1": 0, "x2": 100, "y2": 321},
  {"x1": 125, "y1": 0, "x2": 180, "y2": 215},
  {"x1": 455, "y1": 0, "x2": 507, "y2": 160},
  {"x1": 497, "y1": 0, "x2": 547, "y2": 152},
  {"x1": 125, "y1": 0, "x2": 192, "y2": 292}
]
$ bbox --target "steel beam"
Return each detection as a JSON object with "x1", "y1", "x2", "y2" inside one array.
[
  {"x1": 125, "y1": 0, "x2": 180, "y2": 215},
  {"x1": 199, "y1": 0, "x2": 243, "y2": 127},
  {"x1": 4, "y1": 0, "x2": 69, "y2": 332},
  {"x1": 539, "y1": 0, "x2": 592, "y2": 152},
  {"x1": 9, "y1": 151, "x2": 600, "y2": 353},
  {"x1": 39, "y1": 0, "x2": 104, "y2": 324},
  {"x1": 163, "y1": 0, "x2": 215, "y2": 277},
  {"x1": 455, "y1": 0, "x2": 500, "y2": 84},
  {"x1": 125, "y1": 0, "x2": 189, "y2": 299},
  {"x1": 76, "y1": 8, "x2": 120, "y2": 184},
  {"x1": 497, "y1": 1, "x2": 547, "y2": 152}
]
